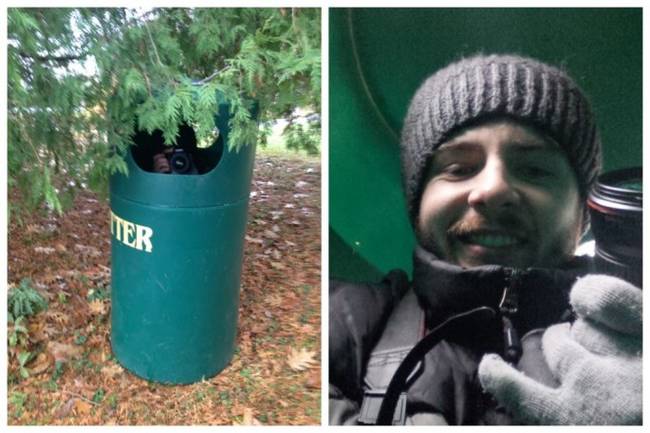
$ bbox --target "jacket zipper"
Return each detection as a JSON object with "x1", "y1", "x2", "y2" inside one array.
[{"x1": 499, "y1": 268, "x2": 523, "y2": 364}]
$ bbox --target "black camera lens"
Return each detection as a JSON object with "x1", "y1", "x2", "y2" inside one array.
[
  {"x1": 587, "y1": 167, "x2": 642, "y2": 288},
  {"x1": 170, "y1": 152, "x2": 191, "y2": 174}
]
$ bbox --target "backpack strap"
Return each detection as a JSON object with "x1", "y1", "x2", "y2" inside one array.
[{"x1": 358, "y1": 290, "x2": 425, "y2": 424}]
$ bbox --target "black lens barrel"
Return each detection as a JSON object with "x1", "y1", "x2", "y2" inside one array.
[{"x1": 587, "y1": 167, "x2": 642, "y2": 288}]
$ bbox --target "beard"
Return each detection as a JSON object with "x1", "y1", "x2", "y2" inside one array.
[{"x1": 416, "y1": 211, "x2": 580, "y2": 269}]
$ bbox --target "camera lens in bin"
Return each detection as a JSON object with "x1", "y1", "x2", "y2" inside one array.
[
  {"x1": 169, "y1": 149, "x2": 195, "y2": 174},
  {"x1": 587, "y1": 167, "x2": 642, "y2": 288}
]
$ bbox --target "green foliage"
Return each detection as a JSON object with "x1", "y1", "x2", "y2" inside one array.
[
  {"x1": 17, "y1": 351, "x2": 33, "y2": 379},
  {"x1": 92, "y1": 388, "x2": 106, "y2": 403},
  {"x1": 9, "y1": 391, "x2": 28, "y2": 418},
  {"x1": 58, "y1": 292, "x2": 68, "y2": 304},
  {"x1": 8, "y1": 315, "x2": 29, "y2": 348},
  {"x1": 74, "y1": 331, "x2": 88, "y2": 345},
  {"x1": 52, "y1": 361, "x2": 65, "y2": 382},
  {"x1": 284, "y1": 118, "x2": 321, "y2": 156},
  {"x1": 8, "y1": 278, "x2": 48, "y2": 319},
  {"x1": 7, "y1": 279, "x2": 42, "y2": 382},
  {"x1": 87, "y1": 285, "x2": 111, "y2": 301},
  {"x1": 9, "y1": 8, "x2": 320, "y2": 218}
]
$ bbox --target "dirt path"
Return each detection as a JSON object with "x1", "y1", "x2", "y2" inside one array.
[{"x1": 8, "y1": 153, "x2": 321, "y2": 425}]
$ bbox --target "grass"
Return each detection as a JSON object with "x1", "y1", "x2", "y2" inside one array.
[{"x1": 257, "y1": 122, "x2": 320, "y2": 160}]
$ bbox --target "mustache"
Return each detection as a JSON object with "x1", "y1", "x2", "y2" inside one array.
[{"x1": 447, "y1": 214, "x2": 531, "y2": 238}]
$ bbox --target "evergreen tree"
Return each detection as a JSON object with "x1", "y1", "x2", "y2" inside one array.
[{"x1": 8, "y1": 8, "x2": 320, "y2": 218}]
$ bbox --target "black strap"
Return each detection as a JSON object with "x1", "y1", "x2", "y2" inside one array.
[
  {"x1": 375, "y1": 306, "x2": 497, "y2": 425},
  {"x1": 358, "y1": 291, "x2": 424, "y2": 425}
]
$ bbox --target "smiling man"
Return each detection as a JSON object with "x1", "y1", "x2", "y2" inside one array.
[
  {"x1": 417, "y1": 119, "x2": 582, "y2": 269},
  {"x1": 329, "y1": 54, "x2": 642, "y2": 425}
]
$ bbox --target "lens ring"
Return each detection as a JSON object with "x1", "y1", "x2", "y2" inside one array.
[
  {"x1": 588, "y1": 166, "x2": 642, "y2": 213},
  {"x1": 170, "y1": 153, "x2": 190, "y2": 174}
]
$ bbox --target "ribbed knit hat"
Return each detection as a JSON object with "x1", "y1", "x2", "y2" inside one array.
[{"x1": 401, "y1": 54, "x2": 602, "y2": 226}]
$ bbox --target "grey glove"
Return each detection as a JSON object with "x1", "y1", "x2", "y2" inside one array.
[{"x1": 478, "y1": 274, "x2": 642, "y2": 425}]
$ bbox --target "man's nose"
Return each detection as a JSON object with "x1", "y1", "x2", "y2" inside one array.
[{"x1": 467, "y1": 164, "x2": 520, "y2": 210}]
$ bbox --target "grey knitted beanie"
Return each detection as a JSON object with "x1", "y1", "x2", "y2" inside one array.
[{"x1": 401, "y1": 53, "x2": 602, "y2": 225}]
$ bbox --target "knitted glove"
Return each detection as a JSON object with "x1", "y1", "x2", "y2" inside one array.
[{"x1": 478, "y1": 274, "x2": 642, "y2": 425}]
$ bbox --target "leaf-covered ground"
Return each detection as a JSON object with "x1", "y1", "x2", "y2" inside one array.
[{"x1": 7, "y1": 153, "x2": 321, "y2": 425}]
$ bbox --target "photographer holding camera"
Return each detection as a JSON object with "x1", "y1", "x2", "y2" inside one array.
[
  {"x1": 152, "y1": 146, "x2": 197, "y2": 175},
  {"x1": 152, "y1": 147, "x2": 173, "y2": 173},
  {"x1": 329, "y1": 54, "x2": 642, "y2": 425}
]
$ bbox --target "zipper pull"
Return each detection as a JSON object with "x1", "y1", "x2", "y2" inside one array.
[
  {"x1": 499, "y1": 269, "x2": 522, "y2": 364},
  {"x1": 501, "y1": 316, "x2": 521, "y2": 363}
]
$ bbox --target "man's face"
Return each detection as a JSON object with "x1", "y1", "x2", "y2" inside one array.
[{"x1": 417, "y1": 119, "x2": 583, "y2": 269}]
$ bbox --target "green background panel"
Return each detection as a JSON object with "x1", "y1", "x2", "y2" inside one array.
[{"x1": 329, "y1": 8, "x2": 642, "y2": 280}]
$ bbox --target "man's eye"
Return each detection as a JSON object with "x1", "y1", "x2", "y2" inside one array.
[
  {"x1": 443, "y1": 164, "x2": 476, "y2": 177},
  {"x1": 519, "y1": 165, "x2": 554, "y2": 179}
]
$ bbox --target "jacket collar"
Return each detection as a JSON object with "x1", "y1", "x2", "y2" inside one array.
[{"x1": 411, "y1": 245, "x2": 594, "y2": 333}]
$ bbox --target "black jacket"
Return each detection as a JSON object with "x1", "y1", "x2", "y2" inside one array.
[{"x1": 329, "y1": 246, "x2": 593, "y2": 425}]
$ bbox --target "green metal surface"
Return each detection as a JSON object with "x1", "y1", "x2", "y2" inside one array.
[
  {"x1": 329, "y1": 8, "x2": 642, "y2": 280},
  {"x1": 110, "y1": 102, "x2": 256, "y2": 384}
]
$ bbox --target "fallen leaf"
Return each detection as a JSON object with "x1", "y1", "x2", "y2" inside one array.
[
  {"x1": 236, "y1": 408, "x2": 263, "y2": 426},
  {"x1": 31, "y1": 323, "x2": 58, "y2": 341},
  {"x1": 88, "y1": 300, "x2": 107, "y2": 315},
  {"x1": 42, "y1": 273, "x2": 65, "y2": 284},
  {"x1": 55, "y1": 398, "x2": 76, "y2": 418},
  {"x1": 45, "y1": 310, "x2": 70, "y2": 325},
  {"x1": 265, "y1": 294, "x2": 284, "y2": 308},
  {"x1": 34, "y1": 246, "x2": 56, "y2": 254},
  {"x1": 88, "y1": 335, "x2": 106, "y2": 347},
  {"x1": 47, "y1": 341, "x2": 82, "y2": 363},
  {"x1": 263, "y1": 229, "x2": 279, "y2": 240},
  {"x1": 74, "y1": 244, "x2": 101, "y2": 257},
  {"x1": 270, "y1": 262, "x2": 285, "y2": 270},
  {"x1": 245, "y1": 235, "x2": 264, "y2": 245},
  {"x1": 96, "y1": 264, "x2": 111, "y2": 277},
  {"x1": 26, "y1": 224, "x2": 43, "y2": 234},
  {"x1": 74, "y1": 399, "x2": 92, "y2": 415},
  {"x1": 28, "y1": 352, "x2": 53, "y2": 375},
  {"x1": 287, "y1": 347, "x2": 317, "y2": 372},
  {"x1": 73, "y1": 377, "x2": 89, "y2": 390},
  {"x1": 101, "y1": 363, "x2": 124, "y2": 378},
  {"x1": 305, "y1": 370, "x2": 321, "y2": 389}
]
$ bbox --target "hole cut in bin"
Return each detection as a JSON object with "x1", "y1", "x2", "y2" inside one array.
[{"x1": 131, "y1": 122, "x2": 224, "y2": 175}]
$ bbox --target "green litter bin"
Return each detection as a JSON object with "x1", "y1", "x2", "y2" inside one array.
[{"x1": 109, "y1": 101, "x2": 256, "y2": 384}]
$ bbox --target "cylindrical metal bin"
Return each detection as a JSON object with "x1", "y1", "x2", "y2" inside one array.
[{"x1": 109, "y1": 102, "x2": 256, "y2": 384}]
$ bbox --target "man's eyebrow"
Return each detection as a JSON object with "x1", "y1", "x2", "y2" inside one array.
[
  {"x1": 437, "y1": 139, "x2": 563, "y2": 154},
  {"x1": 436, "y1": 141, "x2": 482, "y2": 152},
  {"x1": 505, "y1": 140, "x2": 564, "y2": 155}
]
